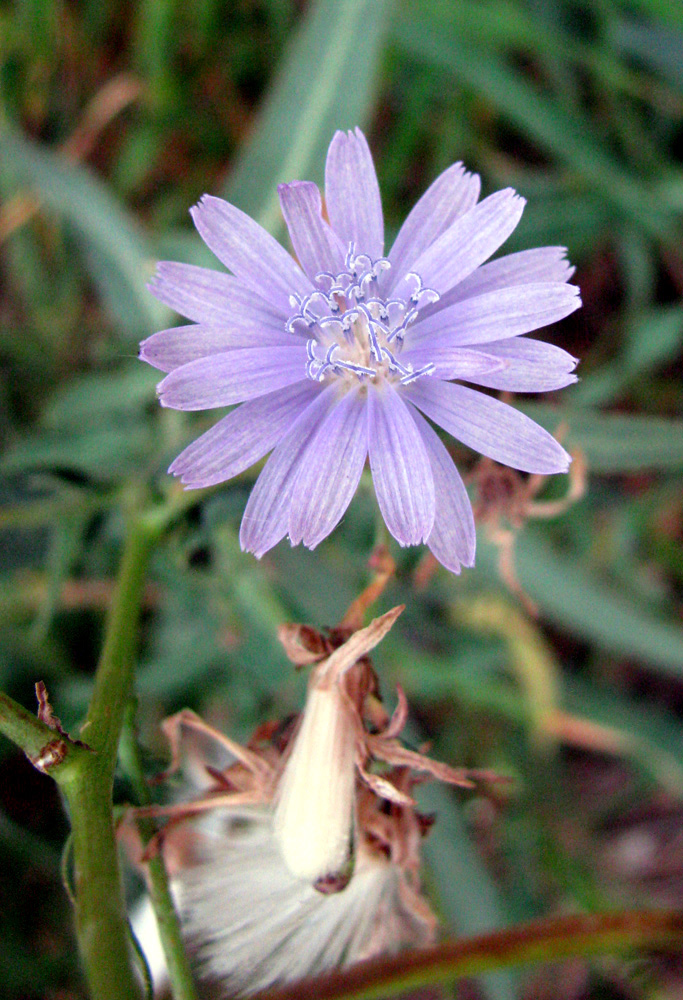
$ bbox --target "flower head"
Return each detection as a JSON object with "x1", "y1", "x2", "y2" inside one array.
[{"x1": 141, "y1": 128, "x2": 581, "y2": 571}]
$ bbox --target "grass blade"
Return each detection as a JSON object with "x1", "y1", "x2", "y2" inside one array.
[
  {"x1": 223, "y1": 0, "x2": 393, "y2": 236},
  {"x1": 0, "y1": 127, "x2": 163, "y2": 337}
]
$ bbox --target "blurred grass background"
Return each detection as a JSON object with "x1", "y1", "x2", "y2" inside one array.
[{"x1": 1, "y1": 1, "x2": 683, "y2": 998}]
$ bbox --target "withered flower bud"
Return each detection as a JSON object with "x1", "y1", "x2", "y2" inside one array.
[{"x1": 273, "y1": 606, "x2": 402, "y2": 882}]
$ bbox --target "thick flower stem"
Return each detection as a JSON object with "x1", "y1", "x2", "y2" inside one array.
[
  {"x1": 61, "y1": 773, "x2": 142, "y2": 1000},
  {"x1": 60, "y1": 507, "x2": 164, "y2": 1000}
]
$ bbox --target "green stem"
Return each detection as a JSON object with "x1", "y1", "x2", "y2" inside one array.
[
  {"x1": 0, "y1": 689, "x2": 93, "y2": 784},
  {"x1": 259, "y1": 908, "x2": 683, "y2": 1000},
  {"x1": 60, "y1": 507, "x2": 164, "y2": 1000},
  {"x1": 1, "y1": 690, "x2": 62, "y2": 757},
  {"x1": 61, "y1": 775, "x2": 142, "y2": 1000},
  {"x1": 119, "y1": 702, "x2": 199, "y2": 1000}
]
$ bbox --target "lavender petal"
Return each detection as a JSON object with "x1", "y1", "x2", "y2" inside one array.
[
  {"x1": 385, "y1": 163, "x2": 480, "y2": 294},
  {"x1": 240, "y1": 386, "x2": 338, "y2": 557},
  {"x1": 409, "y1": 281, "x2": 581, "y2": 347},
  {"x1": 325, "y1": 128, "x2": 384, "y2": 260},
  {"x1": 169, "y1": 381, "x2": 322, "y2": 488},
  {"x1": 404, "y1": 378, "x2": 571, "y2": 474},
  {"x1": 463, "y1": 337, "x2": 579, "y2": 392},
  {"x1": 288, "y1": 387, "x2": 368, "y2": 548},
  {"x1": 140, "y1": 323, "x2": 303, "y2": 373},
  {"x1": 443, "y1": 246, "x2": 576, "y2": 305},
  {"x1": 190, "y1": 195, "x2": 312, "y2": 314},
  {"x1": 409, "y1": 405, "x2": 476, "y2": 572},
  {"x1": 399, "y1": 345, "x2": 507, "y2": 382},
  {"x1": 392, "y1": 189, "x2": 525, "y2": 299},
  {"x1": 278, "y1": 181, "x2": 346, "y2": 282},
  {"x1": 367, "y1": 384, "x2": 435, "y2": 545},
  {"x1": 157, "y1": 345, "x2": 307, "y2": 410},
  {"x1": 148, "y1": 262, "x2": 285, "y2": 325}
]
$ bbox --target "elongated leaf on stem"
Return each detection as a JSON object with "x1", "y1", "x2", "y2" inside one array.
[{"x1": 478, "y1": 529, "x2": 683, "y2": 679}]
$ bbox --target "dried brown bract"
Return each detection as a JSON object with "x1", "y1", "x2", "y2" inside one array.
[
  {"x1": 126, "y1": 566, "x2": 500, "y2": 995},
  {"x1": 418, "y1": 443, "x2": 586, "y2": 612}
]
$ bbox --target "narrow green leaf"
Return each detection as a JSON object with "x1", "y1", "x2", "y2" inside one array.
[
  {"x1": 420, "y1": 0, "x2": 662, "y2": 105},
  {"x1": 30, "y1": 510, "x2": 86, "y2": 645},
  {"x1": 1, "y1": 425, "x2": 152, "y2": 480},
  {"x1": 623, "y1": 307, "x2": 683, "y2": 373},
  {"x1": 479, "y1": 529, "x2": 683, "y2": 680},
  {"x1": 506, "y1": 190, "x2": 609, "y2": 258},
  {"x1": 519, "y1": 404, "x2": 683, "y2": 472},
  {"x1": 391, "y1": 12, "x2": 671, "y2": 239},
  {"x1": 42, "y1": 367, "x2": 159, "y2": 431},
  {"x1": 570, "y1": 307, "x2": 683, "y2": 407},
  {"x1": 615, "y1": 0, "x2": 683, "y2": 28},
  {"x1": 613, "y1": 17, "x2": 683, "y2": 89},
  {"x1": 563, "y1": 676, "x2": 683, "y2": 797},
  {"x1": 0, "y1": 127, "x2": 163, "y2": 336},
  {"x1": 223, "y1": 0, "x2": 393, "y2": 235}
]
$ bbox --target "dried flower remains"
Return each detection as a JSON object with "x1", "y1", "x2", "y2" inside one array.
[
  {"x1": 132, "y1": 601, "x2": 498, "y2": 995},
  {"x1": 141, "y1": 128, "x2": 581, "y2": 572}
]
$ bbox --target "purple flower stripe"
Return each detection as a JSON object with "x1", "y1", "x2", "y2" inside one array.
[
  {"x1": 239, "y1": 387, "x2": 337, "y2": 558},
  {"x1": 401, "y1": 338, "x2": 578, "y2": 391},
  {"x1": 409, "y1": 405, "x2": 476, "y2": 572},
  {"x1": 278, "y1": 181, "x2": 346, "y2": 282},
  {"x1": 288, "y1": 387, "x2": 368, "y2": 549},
  {"x1": 465, "y1": 337, "x2": 579, "y2": 393},
  {"x1": 148, "y1": 262, "x2": 284, "y2": 326},
  {"x1": 169, "y1": 381, "x2": 322, "y2": 488},
  {"x1": 392, "y1": 189, "x2": 525, "y2": 300},
  {"x1": 399, "y1": 346, "x2": 508, "y2": 383},
  {"x1": 325, "y1": 128, "x2": 384, "y2": 261},
  {"x1": 446, "y1": 246, "x2": 576, "y2": 303},
  {"x1": 140, "y1": 323, "x2": 304, "y2": 374},
  {"x1": 384, "y1": 162, "x2": 480, "y2": 293},
  {"x1": 409, "y1": 282, "x2": 581, "y2": 347},
  {"x1": 405, "y1": 378, "x2": 571, "y2": 474},
  {"x1": 367, "y1": 384, "x2": 435, "y2": 545},
  {"x1": 157, "y1": 345, "x2": 307, "y2": 410},
  {"x1": 190, "y1": 196, "x2": 312, "y2": 312}
]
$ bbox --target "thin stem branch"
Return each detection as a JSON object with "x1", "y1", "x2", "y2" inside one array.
[
  {"x1": 0, "y1": 689, "x2": 92, "y2": 780},
  {"x1": 119, "y1": 701, "x2": 199, "y2": 1000},
  {"x1": 0, "y1": 689, "x2": 60, "y2": 756},
  {"x1": 258, "y1": 908, "x2": 683, "y2": 1000}
]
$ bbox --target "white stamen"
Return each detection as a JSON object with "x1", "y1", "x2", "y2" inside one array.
[{"x1": 288, "y1": 246, "x2": 440, "y2": 389}]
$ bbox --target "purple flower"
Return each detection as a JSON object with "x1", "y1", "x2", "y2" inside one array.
[{"x1": 141, "y1": 128, "x2": 580, "y2": 571}]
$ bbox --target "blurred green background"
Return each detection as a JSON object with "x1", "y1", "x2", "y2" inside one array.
[{"x1": 2, "y1": 1, "x2": 683, "y2": 998}]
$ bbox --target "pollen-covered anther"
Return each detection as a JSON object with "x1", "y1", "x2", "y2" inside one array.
[{"x1": 292, "y1": 250, "x2": 440, "y2": 387}]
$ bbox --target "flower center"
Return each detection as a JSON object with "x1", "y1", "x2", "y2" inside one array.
[{"x1": 287, "y1": 245, "x2": 440, "y2": 387}]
